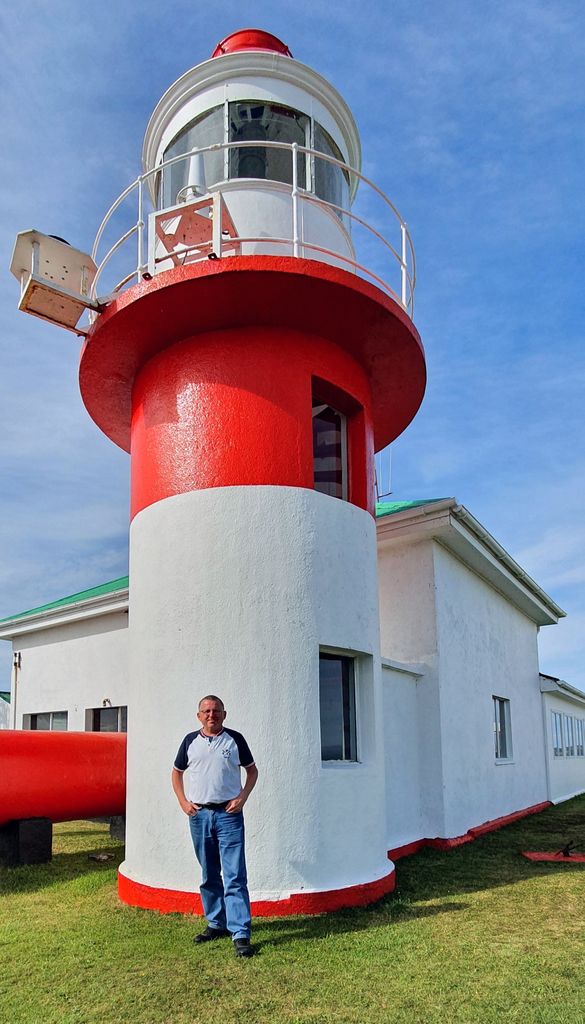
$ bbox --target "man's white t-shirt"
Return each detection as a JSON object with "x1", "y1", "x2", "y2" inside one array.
[{"x1": 174, "y1": 728, "x2": 254, "y2": 804}]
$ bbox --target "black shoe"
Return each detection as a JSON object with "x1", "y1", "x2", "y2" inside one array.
[
  {"x1": 233, "y1": 938, "x2": 254, "y2": 958},
  {"x1": 194, "y1": 926, "x2": 229, "y2": 944}
]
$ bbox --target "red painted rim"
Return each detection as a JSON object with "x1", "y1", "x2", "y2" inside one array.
[
  {"x1": 118, "y1": 867, "x2": 395, "y2": 916},
  {"x1": 387, "y1": 800, "x2": 553, "y2": 860},
  {"x1": 80, "y1": 257, "x2": 426, "y2": 454}
]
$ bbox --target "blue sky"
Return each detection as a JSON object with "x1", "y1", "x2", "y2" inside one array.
[{"x1": 0, "y1": 0, "x2": 583, "y2": 687}]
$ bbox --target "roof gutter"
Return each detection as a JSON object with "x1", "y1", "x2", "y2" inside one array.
[{"x1": 451, "y1": 505, "x2": 566, "y2": 621}]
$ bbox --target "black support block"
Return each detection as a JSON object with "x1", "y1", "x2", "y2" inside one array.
[{"x1": 0, "y1": 817, "x2": 53, "y2": 866}]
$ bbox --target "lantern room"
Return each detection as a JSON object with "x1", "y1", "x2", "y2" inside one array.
[{"x1": 142, "y1": 28, "x2": 361, "y2": 272}]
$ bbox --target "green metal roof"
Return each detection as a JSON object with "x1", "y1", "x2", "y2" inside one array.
[
  {"x1": 375, "y1": 498, "x2": 447, "y2": 519},
  {"x1": 0, "y1": 692, "x2": 10, "y2": 704},
  {"x1": 0, "y1": 575, "x2": 129, "y2": 626}
]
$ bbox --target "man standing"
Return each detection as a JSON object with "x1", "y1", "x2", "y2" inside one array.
[{"x1": 172, "y1": 695, "x2": 258, "y2": 958}]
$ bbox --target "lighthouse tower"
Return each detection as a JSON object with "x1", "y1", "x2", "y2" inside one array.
[{"x1": 63, "y1": 30, "x2": 425, "y2": 912}]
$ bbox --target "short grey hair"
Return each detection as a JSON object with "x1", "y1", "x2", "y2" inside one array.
[{"x1": 198, "y1": 695, "x2": 225, "y2": 710}]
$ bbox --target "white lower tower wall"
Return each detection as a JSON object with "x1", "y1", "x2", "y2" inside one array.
[{"x1": 122, "y1": 485, "x2": 389, "y2": 901}]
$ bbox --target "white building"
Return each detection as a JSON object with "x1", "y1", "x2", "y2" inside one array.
[{"x1": 2, "y1": 496, "x2": 583, "y2": 866}]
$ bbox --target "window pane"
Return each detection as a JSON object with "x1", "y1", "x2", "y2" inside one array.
[
  {"x1": 35, "y1": 712, "x2": 51, "y2": 730},
  {"x1": 553, "y1": 712, "x2": 563, "y2": 756},
  {"x1": 120, "y1": 706, "x2": 128, "y2": 732},
  {"x1": 314, "y1": 123, "x2": 350, "y2": 216},
  {"x1": 319, "y1": 654, "x2": 356, "y2": 761},
  {"x1": 564, "y1": 715, "x2": 574, "y2": 756},
  {"x1": 313, "y1": 402, "x2": 345, "y2": 499},
  {"x1": 98, "y1": 707, "x2": 120, "y2": 732},
  {"x1": 162, "y1": 106, "x2": 224, "y2": 207},
  {"x1": 228, "y1": 102, "x2": 307, "y2": 187},
  {"x1": 494, "y1": 697, "x2": 511, "y2": 759},
  {"x1": 51, "y1": 711, "x2": 68, "y2": 731}
]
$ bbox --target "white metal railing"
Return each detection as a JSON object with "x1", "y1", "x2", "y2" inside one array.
[{"x1": 90, "y1": 141, "x2": 416, "y2": 317}]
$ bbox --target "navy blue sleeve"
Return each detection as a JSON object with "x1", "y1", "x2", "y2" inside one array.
[
  {"x1": 174, "y1": 731, "x2": 198, "y2": 771},
  {"x1": 227, "y1": 729, "x2": 254, "y2": 767}
]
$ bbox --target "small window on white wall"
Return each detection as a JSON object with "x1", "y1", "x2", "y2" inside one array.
[
  {"x1": 86, "y1": 706, "x2": 127, "y2": 732},
  {"x1": 23, "y1": 710, "x2": 68, "y2": 731},
  {"x1": 552, "y1": 711, "x2": 564, "y2": 757},
  {"x1": 564, "y1": 715, "x2": 574, "y2": 757},
  {"x1": 576, "y1": 719, "x2": 584, "y2": 757},
  {"x1": 493, "y1": 696, "x2": 512, "y2": 760},
  {"x1": 319, "y1": 653, "x2": 357, "y2": 761}
]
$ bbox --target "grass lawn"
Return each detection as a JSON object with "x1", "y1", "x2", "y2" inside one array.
[{"x1": 1, "y1": 797, "x2": 584, "y2": 1024}]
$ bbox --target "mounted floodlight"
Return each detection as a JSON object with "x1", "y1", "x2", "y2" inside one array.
[{"x1": 10, "y1": 230, "x2": 99, "y2": 335}]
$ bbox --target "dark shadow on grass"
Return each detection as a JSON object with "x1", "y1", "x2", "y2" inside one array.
[
  {"x1": 248, "y1": 899, "x2": 470, "y2": 949},
  {"x1": 387, "y1": 794, "x2": 585, "y2": 906},
  {"x1": 0, "y1": 845, "x2": 124, "y2": 896},
  {"x1": 3, "y1": 798, "x2": 584, "y2": 930}
]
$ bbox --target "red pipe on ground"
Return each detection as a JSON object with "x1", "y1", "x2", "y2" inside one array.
[{"x1": 0, "y1": 731, "x2": 126, "y2": 825}]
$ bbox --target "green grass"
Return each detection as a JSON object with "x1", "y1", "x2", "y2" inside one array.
[{"x1": 1, "y1": 798, "x2": 585, "y2": 1024}]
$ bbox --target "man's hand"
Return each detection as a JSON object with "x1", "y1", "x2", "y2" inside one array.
[
  {"x1": 226, "y1": 765, "x2": 258, "y2": 813},
  {"x1": 172, "y1": 767, "x2": 200, "y2": 816},
  {"x1": 180, "y1": 798, "x2": 200, "y2": 816},
  {"x1": 225, "y1": 793, "x2": 246, "y2": 814}
]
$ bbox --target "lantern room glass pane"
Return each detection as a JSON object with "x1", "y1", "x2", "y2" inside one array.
[
  {"x1": 161, "y1": 106, "x2": 224, "y2": 207},
  {"x1": 313, "y1": 123, "x2": 350, "y2": 214},
  {"x1": 228, "y1": 102, "x2": 307, "y2": 187}
]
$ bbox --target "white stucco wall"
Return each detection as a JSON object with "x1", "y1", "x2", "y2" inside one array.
[
  {"x1": 124, "y1": 485, "x2": 389, "y2": 902},
  {"x1": 542, "y1": 691, "x2": 585, "y2": 803},
  {"x1": 381, "y1": 662, "x2": 422, "y2": 850},
  {"x1": 433, "y1": 542, "x2": 547, "y2": 838},
  {"x1": 11, "y1": 611, "x2": 129, "y2": 731},
  {"x1": 377, "y1": 537, "x2": 446, "y2": 840}
]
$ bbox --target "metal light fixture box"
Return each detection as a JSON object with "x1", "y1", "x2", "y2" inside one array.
[{"x1": 10, "y1": 230, "x2": 98, "y2": 334}]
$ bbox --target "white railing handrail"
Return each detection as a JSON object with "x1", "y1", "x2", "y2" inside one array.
[{"x1": 90, "y1": 140, "x2": 416, "y2": 316}]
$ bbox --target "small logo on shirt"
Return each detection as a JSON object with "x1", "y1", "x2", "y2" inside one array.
[{"x1": 222, "y1": 748, "x2": 231, "y2": 758}]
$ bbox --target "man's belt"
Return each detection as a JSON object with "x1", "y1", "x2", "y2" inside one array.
[{"x1": 197, "y1": 801, "x2": 229, "y2": 810}]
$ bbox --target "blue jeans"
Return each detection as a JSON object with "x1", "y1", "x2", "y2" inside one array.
[{"x1": 189, "y1": 808, "x2": 251, "y2": 940}]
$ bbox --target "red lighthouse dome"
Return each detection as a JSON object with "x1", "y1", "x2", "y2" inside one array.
[{"x1": 211, "y1": 28, "x2": 293, "y2": 58}]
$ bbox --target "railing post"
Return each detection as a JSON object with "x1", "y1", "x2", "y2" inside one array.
[
  {"x1": 212, "y1": 192, "x2": 222, "y2": 257},
  {"x1": 291, "y1": 142, "x2": 299, "y2": 258},
  {"x1": 400, "y1": 223, "x2": 407, "y2": 309},
  {"x1": 137, "y1": 177, "x2": 145, "y2": 282}
]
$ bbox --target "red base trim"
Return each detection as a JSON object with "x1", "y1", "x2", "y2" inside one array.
[
  {"x1": 387, "y1": 839, "x2": 427, "y2": 860},
  {"x1": 522, "y1": 851, "x2": 585, "y2": 863},
  {"x1": 388, "y1": 800, "x2": 553, "y2": 860},
  {"x1": 118, "y1": 868, "x2": 395, "y2": 916}
]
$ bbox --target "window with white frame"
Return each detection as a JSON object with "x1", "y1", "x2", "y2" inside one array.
[
  {"x1": 552, "y1": 711, "x2": 564, "y2": 757},
  {"x1": 493, "y1": 696, "x2": 512, "y2": 760},
  {"x1": 319, "y1": 653, "x2": 357, "y2": 761},
  {"x1": 564, "y1": 714, "x2": 575, "y2": 757},
  {"x1": 23, "y1": 710, "x2": 68, "y2": 731}
]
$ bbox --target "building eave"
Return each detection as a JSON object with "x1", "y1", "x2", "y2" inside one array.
[
  {"x1": 376, "y1": 498, "x2": 565, "y2": 628},
  {"x1": 0, "y1": 589, "x2": 129, "y2": 640},
  {"x1": 540, "y1": 673, "x2": 585, "y2": 707}
]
